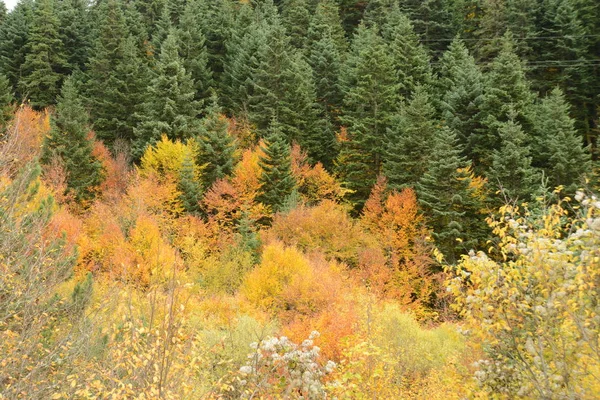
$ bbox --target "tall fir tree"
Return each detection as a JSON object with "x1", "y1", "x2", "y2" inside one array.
[
  {"x1": 384, "y1": 85, "x2": 437, "y2": 189},
  {"x1": 177, "y1": 0, "x2": 214, "y2": 104},
  {"x1": 337, "y1": 22, "x2": 399, "y2": 209},
  {"x1": 19, "y1": 0, "x2": 67, "y2": 109},
  {"x1": 40, "y1": 78, "x2": 103, "y2": 204},
  {"x1": 133, "y1": 32, "x2": 202, "y2": 159},
  {"x1": 0, "y1": 0, "x2": 33, "y2": 98},
  {"x1": 85, "y1": 0, "x2": 149, "y2": 146},
  {"x1": 474, "y1": 32, "x2": 535, "y2": 173},
  {"x1": 196, "y1": 94, "x2": 238, "y2": 189},
  {"x1": 307, "y1": 0, "x2": 347, "y2": 55},
  {"x1": 530, "y1": 87, "x2": 591, "y2": 194},
  {"x1": 382, "y1": 5, "x2": 433, "y2": 98},
  {"x1": 178, "y1": 151, "x2": 203, "y2": 213},
  {"x1": 257, "y1": 120, "x2": 297, "y2": 213},
  {"x1": 416, "y1": 126, "x2": 481, "y2": 263},
  {"x1": 438, "y1": 37, "x2": 486, "y2": 160},
  {"x1": 487, "y1": 114, "x2": 539, "y2": 204},
  {"x1": 397, "y1": 0, "x2": 457, "y2": 54},
  {"x1": 57, "y1": 0, "x2": 91, "y2": 73},
  {"x1": 281, "y1": 0, "x2": 311, "y2": 50}
]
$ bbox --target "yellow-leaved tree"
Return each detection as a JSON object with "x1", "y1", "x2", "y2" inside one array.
[{"x1": 447, "y1": 191, "x2": 600, "y2": 398}]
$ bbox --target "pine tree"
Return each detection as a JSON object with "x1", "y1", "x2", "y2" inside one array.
[
  {"x1": 57, "y1": 0, "x2": 91, "y2": 73},
  {"x1": 398, "y1": 0, "x2": 457, "y2": 53},
  {"x1": 86, "y1": 0, "x2": 148, "y2": 146},
  {"x1": 19, "y1": 0, "x2": 67, "y2": 109},
  {"x1": 257, "y1": 120, "x2": 296, "y2": 214},
  {"x1": 382, "y1": 5, "x2": 433, "y2": 98},
  {"x1": 384, "y1": 85, "x2": 437, "y2": 189},
  {"x1": 337, "y1": 23, "x2": 399, "y2": 209},
  {"x1": 132, "y1": 0, "x2": 166, "y2": 41},
  {"x1": 40, "y1": 78, "x2": 103, "y2": 204},
  {"x1": 0, "y1": 0, "x2": 33, "y2": 98},
  {"x1": 0, "y1": 1, "x2": 6, "y2": 24},
  {"x1": 438, "y1": 37, "x2": 485, "y2": 160},
  {"x1": 248, "y1": 21, "x2": 321, "y2": 145},
  {"x1": 281, "y1": 0, "x2": 311, "y2": 50},
  {"x1": 133, "y1": 32, "x2": 201, "y2": 159},
  {"x1": 474, "y1": 32, "x2": 535, "y2": 173},
  {"x1": 196, "y1": 94, "x2": 238, "y2": 189},
  {"x1": 487, "y1": 114, "x2": 539, "y2": 203},
  {"x1": 177, "y1": 0, "x2": 214, "y2": 103},
  {"x1": 178, "y1": 151, "x2": 202, "y2": 213},
  {"x1": 530, "y1": 87, "x2": 591, "y2": 194},
  {"x1": 307, "y1": 0, "x2": 347, "y2": 54},
  {"x1": 0, "y1": 74, "x2": 13, "y2": 130},
  {"x1": 308, "y1": 30, "x2": 343, "y2": 124},
  {"x1": 416, "y1": 126, "x2": 481, "y2": 263}
]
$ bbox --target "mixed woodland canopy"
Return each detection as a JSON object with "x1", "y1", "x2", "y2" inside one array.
[{"x1": 0, "y1": 0, "x2": 600, "y2": 398}]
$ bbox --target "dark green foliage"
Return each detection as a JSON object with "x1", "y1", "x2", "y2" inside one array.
[
  {"x1": 438, "y1": 38, "x2": 485, "y2": 160},
  {"x1": 384, "y1": 86, "x2": 436, "y2": 189},
  {"x1": 474, "y1": 32, "x2": 535, "y2": 173},
  {"x1": 247, "y1": 21, "x2": 321, "y2": 146},
  {"x1": 487, "y1": 114, "x2": 539, "y2": 204},
  {"x1": 133, "y1": 32, "x2": 201, "y2": 159},
  {"x1": 0, "y1": 73, "x2": 13, "y2": 130},
  {"x1": 196, "y1": 95, "x2": 238, "y2": 189},
  {"x1": 281, "y1": 0, "x2": 311, "y2": 49},
  {"x1": 307, "y1": 0, "x2": 347, "y2": 54},
  {"x1": 257, "y1": 120, "x2": 297, "y2": 213},
  {"x1": 337, "y1": 23, "x2": 399, "y2": 209},
  {"x1": 0, "y1": 0, "x2": 33, "y2": 98},
  {"x1": 86, "y1": 0, "x2": 149, "y2": 146},
  {"x1": 397, "y1": 0, "x2": 457, "y2": 54},
  {"x1": 177, "y1": 0, "x2": 214, "y2": 103},
  {"x1": 178, "y1": 151, "x2": 202, "y2": 213},
  {"x1": 416, "y1": 126, "x2": 482, "y2": 263},
  {"x1": 19, "y1": 0, "x2": 67, "y2": 109},
  {"x1": 530, "y1": 87, "x2": 591, "y2": 194},
  {"x1": 57, "y1": 0, "x2": 91, "y2": 73},
  {"x1": 382, "y1": 6, "x2": 433, "y2": 98},
  {"x1": 132, "y1": 0, "x2": 166, "y2": 40},
  {"x1": 41, "y1": 79, "x2": 103, "y2": 204}
]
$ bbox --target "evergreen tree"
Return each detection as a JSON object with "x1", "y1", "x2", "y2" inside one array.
[
  {"x1": 40, "y1": 78, "x2": 103, "y2": 204},
  {"x1": 178, "y1": 151, "x2": 202, "y2": 213},
  {"x1": 19, "y1": 0, "x2": 67, "y2": 109},
  {"x1": 196, "y1": 94, "x2": 238, "y2": 189},
  {"x1": 307, "y1": 0, "x2": 347, "y2": 54},
  {"x1": 57, "y1": 0, "x2": 91, "y2": 73},
  {"x1": 416, "y1": 126, "x2": 481, "y2": 263},
  {"x1": 0, "y1": 1, "x2": 6, "y2": 24},
  {"x1": 382, "y1": 5, "x2": 433, "y2": 98},
  {"x1": 398, "y1": 0, "x2": 457, "y2": 53},
  {"x1": 248, "y1": 21, "x2": 321, "y2": 145},
  {"x1": 150, "y1": 5, "x2": 172, "y2": 56},
  {"x1": 474, "y1": 32, "x2": 535, "y2": 173},
  {"x1": 530, "y1": 87, "x2": 591, "y2": 194},
  {"x1": 133, "y1": 32, "x2": 201, "y2": 159},
  {"x1": 337, "y1": 23, "x2": 399, "y2": 209},
  {"x1": 308, "y1": 30, "x2": 343, "y2": 124},
  {"x1": 132, "y1": 0, "x2": 166, "y2": 41},
  {"x1": 0, "y1": 0, "x2": 33, "y2": 98},
  {"x1": 438, "y1": 37, "x2": 485, "y2": 160},
  {"x1": 0, "y1": 73, "x2": 13, "y2": 130},
  {"x1": 487, "y1": 114, "x2": 539, "y2": 203},
  {"x1": 257, "y1": 120, "x2": 296, "y2": 213},
  {"x1": 384, "y1": 85, "x2": 437, "y2": 189},
  {"x1": 86, "y1": 0, "x2": 149, "y2": 146},
  {"x1": 177, "y1": 0, "x2": 214, "y2": 103},
  {"x1": 281, "y1": 0, "x2": 311, "y2": 50}
]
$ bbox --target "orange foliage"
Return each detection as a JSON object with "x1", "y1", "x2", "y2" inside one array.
[
  {"x1": 92, "y1": 138, "x2": 131, "y2": 200},
  {"x1": 0, "y1": 105, "x2": 49, "y2": 176},
  {"x1": 227, "y1": 115, "x2": 256, "y2": 149},
  {"x1": 47, "y1": 207, "x2": 84, "y2": 256},
  {"x1": 263, "y1": 200, "x2": 374, "y2": 266},
  {"x1": 360, "y1": 177, "x2": 436, "y2": 314},
  {"x1": 290, "y1": 144, "x2": 346, "y2": 203}
]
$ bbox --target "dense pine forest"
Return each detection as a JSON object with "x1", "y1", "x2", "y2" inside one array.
[{"x1": 1, "y1": 0, "x2": 600, "y2": 398}]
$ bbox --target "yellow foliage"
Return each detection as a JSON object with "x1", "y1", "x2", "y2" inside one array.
[{"x1": 139, "y1": 134, "x2": 201, "y2": 182}]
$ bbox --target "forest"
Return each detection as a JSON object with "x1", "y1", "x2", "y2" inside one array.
[{"x1": 0, "y1": 0, "x2": 599, "y2": 398}]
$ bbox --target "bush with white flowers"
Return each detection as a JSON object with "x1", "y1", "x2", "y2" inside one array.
[{"x1": 235, "y1": 331, "x2": 336, "y2": 399}]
